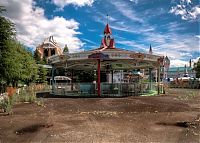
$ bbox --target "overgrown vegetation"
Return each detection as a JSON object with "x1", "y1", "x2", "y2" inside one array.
[
  {"x1": 0, "y1": 6, "x2": 50, "y2": 114},
  {"x1": 177, "y1": 90, "x2": 199, "y2": 100},
  {"x1": 0, "y1": 6, "x2": 48, "y2": 93},
  {"x1": 0, "y1": 84, "x2": 49, "y2": 114}
]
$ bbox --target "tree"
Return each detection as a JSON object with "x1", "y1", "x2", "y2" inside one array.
[
  {"x1": 194, "y1": 58, "x2": 200, "y2": 78},
  {"x1": 34, "y1": 50, "x2": 41, "y2": 64},
  {"x1": 63, "y1": 44, "x2": 69, "y2": 53},
  {"x1": 0, "y1": 6, "x2": 16, "y2": 43},
  {"x1": 0, "y1": 7, "x2": 38, "y2": 88},
  {"x1": 2, "y1": 40, "x2": 38, "y2": 86},
  {"x1": 0, "y1": 6, "x2": 16, "y2": 85},
  {"x1": 36, "y1": 66, "x2": 47, "y2": 83}
]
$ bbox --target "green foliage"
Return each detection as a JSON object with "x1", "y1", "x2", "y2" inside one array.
[
  {"x1": 34, "y1": 50, "x2": 42, "y2": 64},
  {"x1": 0, "y1": 96, "x2": 13, "y2": 114},
  {"x1": 16, "y1": 90, "x2": 36, "y2": 103},
  {"x1": 194, "y1": 58, "x2": 200, "y2": 78},
  {"x1": 0, "y1": 6, "x2": 16, "y2": 44},
  {"x1": 36, "y1": 66, "x2": 47, "y2": 83},
  {"x1": 63, "y1": 44, "x2": 69, "y2": 53},
  {"x1": 0, "y1": 6, "x2": 16, "y2": 85},
  {"x1": 0, "y1": 7, "x2": 38, "y2": 88},
  {"x1": 0, "y1": 84, "x2": 49, "y2": 115},
  {"x1": 36, "y1": 97, "x2": 45, "y2": 107},
  {"x1": 177, "y1": 90, "x2": 198, "y2": 100},
  {"x1": 1, "y1": 41, "x2": 38, "y2": 86}
]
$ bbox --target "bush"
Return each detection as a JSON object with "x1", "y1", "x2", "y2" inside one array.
[
  {"x1": 0, "y1": 96, "x2": 13, "y2": 114},
  {"x1": 0, "y1": 84, "x2": 49, "y2": 115}
]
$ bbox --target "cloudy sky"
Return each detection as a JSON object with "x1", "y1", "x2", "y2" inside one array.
[{"x1": 0, "y1": 0, "x2": 199, "y2": 67}]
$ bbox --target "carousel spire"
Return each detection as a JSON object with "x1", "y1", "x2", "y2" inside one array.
[
  {"x1": 104, "y1": 23, "x2": 112, "y2": 34},
  {"x1": 99, "y1": 15, "x2": 115, "y2": 50},
  {"x1": 104, "y1": 15, "x2": 112, "y2": 34}
]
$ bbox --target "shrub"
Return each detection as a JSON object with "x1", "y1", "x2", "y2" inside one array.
[{"x1": 0, "y1": 95, "x2": 13, "y2": 114}]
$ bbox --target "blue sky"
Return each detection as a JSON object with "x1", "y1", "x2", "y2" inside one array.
[{"x1": 0, "y1": 0, "x2": 199, "y2": 67}]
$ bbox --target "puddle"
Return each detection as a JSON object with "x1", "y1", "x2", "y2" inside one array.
[{"x1": 15, "y1": 123, "x2": 53, "y2": 135}]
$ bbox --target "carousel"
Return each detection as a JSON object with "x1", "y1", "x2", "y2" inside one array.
[{"x1": 48, "y1": 23, "x2": 164, "y2": 97}]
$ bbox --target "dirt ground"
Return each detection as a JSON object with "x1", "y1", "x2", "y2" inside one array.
[{"x1": 0, "y1": 88, "x2": 200, "y2": 143}]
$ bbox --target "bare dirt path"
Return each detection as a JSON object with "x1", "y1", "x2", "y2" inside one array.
[{"x1": 0, "y1": 88, "x2": 199, "y2": 143}]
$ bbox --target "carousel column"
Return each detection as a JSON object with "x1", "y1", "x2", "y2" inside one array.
[
  {"x1": 71, "y1": 69, "x2": 74, "y2": 91},
  {"x1": 48, "y1": 49, "x2": 51, "y2": 57},
  {"x1": 51, "y1": 66, "x2": 55, "y2": 94},
  {"x1": 155, "y1": 68, "x2": 158, "y2": 83},
  {"x1": 111, "y1": 70, "x2": 114, "y2": 84},
  {"x1": 149, "y1": 68, "x2": 152, "y2": 91},
  {"x1": 97, "y1": 59, "x2": 101, "y2": 97},
  {"x1": 157, "y1": 66, "x2": 161, "y2": 95}
]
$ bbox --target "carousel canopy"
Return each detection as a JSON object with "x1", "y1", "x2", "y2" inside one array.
[{"x1": 48, "y1": 23, "x2": 164, "y2": 70}]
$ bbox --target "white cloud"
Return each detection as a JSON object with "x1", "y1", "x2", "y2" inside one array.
[
  {"x1": 0, "y1": 0, "x2": 83, "y2": 52},
  {"x1": 195, "y1": 35, "x2": 200, "y2": 38},
  {"x1": 153, "y1": 34, "x2": 199, "y2": 58},
  {"x1": 170, "y1": 57, "x2": 200, "y2": 67},
  {"x1": 110, "y1": 0, "x2": 143, "y2": 23},
  {"x1": 170, "y1": 0, "x2": 200, "y2": 20},
  {"x1": 192, "y1": 57, "x2": 200, "y2": 63},
  {"x1": 116, "y1": 40, "x2": 147, "y2": 51},
  {"x1": 52, "y1": 0, "x2": 94, "y2": 8},
  {"x1": 129, "y1": 0, "x2": 138, "y2": 4},
  {"x1": 170, "y1": 59, "x2": 189, "y2": 67}
]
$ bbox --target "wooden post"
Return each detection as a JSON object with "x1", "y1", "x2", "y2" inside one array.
[
  {"x1": 51, "y1": 66, "x2": 55, "y2": 94},
  {"x1": 97, "y1": 59, "x2": 101, "y2": 97}
]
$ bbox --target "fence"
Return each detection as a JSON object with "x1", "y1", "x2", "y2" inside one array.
[{"x1": 51, "y1": 82, "x2": 162, "y2": 97}]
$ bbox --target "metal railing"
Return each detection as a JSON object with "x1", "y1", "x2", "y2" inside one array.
[{"x1": 51, "y1": 82, "x2": 163, "y2": 97}]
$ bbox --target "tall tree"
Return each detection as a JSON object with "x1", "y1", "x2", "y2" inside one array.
[
  {"x1": 2, "y1": 40, "x2": 38, "y2": 86},
  {"x1": 36, "y1": 66, "x2": 47, "y2": 83},
  {"x1": 34, "y1": 50, "x2": 42, "y2": 64},
  {"x1": 194, "y1": 58, "x2": 200, "y2": 78},
  {"x1": 0, "y1": 6, "x2": 38, "y2": 88},
  {"x1": 0, "y1": 6, "x2": 16, "y2": 86}
]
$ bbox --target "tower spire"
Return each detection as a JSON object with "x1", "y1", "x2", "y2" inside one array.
[{"x1": 149, "y1": 44, "x2": 152, "y2": 54}]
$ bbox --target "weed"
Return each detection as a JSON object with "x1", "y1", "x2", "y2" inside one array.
[
  {"x1": 36, "y1": 97, "x2": 45, "y2": 107},
  {"x1": 0, "y1": 96, "x2": 13, "y2": 114}
]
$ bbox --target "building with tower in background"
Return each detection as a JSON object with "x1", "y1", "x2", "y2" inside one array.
[
  {"x1": 167, "y1": 59, "x2": 196, "y2": 79},
  {"x1": 35, "y1": 36, "x2": 62, "y2": 60}
]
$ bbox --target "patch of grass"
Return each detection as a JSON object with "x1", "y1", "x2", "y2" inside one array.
[
  {"x1": 141, "y1": 90, "x2": 157, "y2": 96},
  {"x1": 0, "y1": 84, "x2": 50, "y2": 115},
  {"x1": 36, "y1": 97, "x2": 45, "y2": 107},
  {"x1": 177, "y1": 90, "x2": 199, "y2": 100}
]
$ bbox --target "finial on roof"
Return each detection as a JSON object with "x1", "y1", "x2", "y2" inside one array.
[
  {"x1": 106, "y1": 14, "x2": 109, "y2": 24},
  {"x1": 149, "y1": 44, "x2": 152, "y2": 54}
]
